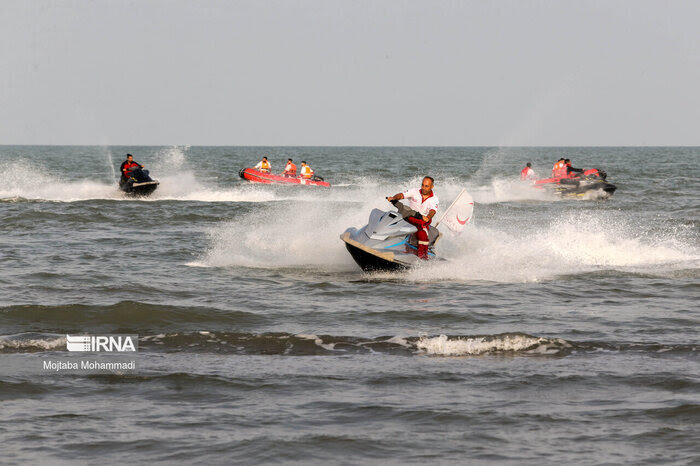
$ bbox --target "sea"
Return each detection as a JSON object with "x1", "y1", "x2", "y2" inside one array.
[{"x1": 1, "y1": 146, "x2": 698, "y2": 464}]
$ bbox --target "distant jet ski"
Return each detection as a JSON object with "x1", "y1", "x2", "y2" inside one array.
[
  {"x1": 239, "y1": 168, "x2": 331, "y2": 187},
  {"x1": 341, "y1": 189, "x2": 473, "y2": 272},
  {"x1": 119, "y1": 167, "x2": 159, "y2": 197},
  {"x1": 533, "y1": 169, "x2": 616, "y2": 198}
]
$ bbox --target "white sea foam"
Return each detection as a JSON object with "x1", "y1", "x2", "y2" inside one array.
[
  {"x1": 415, "y1": 334, "x2": 569, "y2": 356},
  {"x1": 296, "y1": 334, "x2": 336, "y2": 351},
  {"x1": 0, "y1": 160, "x2": 119, "y2": 201},
  {"x1": 386, "y1": 336, "x2": 410, "y2": 347},
  {"x1": 404, "y1": 209, "x2": 699, "y2": 283},
  {"x1": 469, "y1": 177, "x2": 557, "y2": 204},
  {"x1": 0, "y1": 334, "x2": 66, "y2": 351},
  {"x1": 197, "y1": 190, "x2": 393, "y2": 271},
  {"x1": 199, "y1": 190, "x2": 698, "y2": 281}
]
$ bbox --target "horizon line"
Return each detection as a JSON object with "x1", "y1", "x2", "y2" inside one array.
[{"x1": 1, "y1": 144, "x2": 699, "y2": 148}]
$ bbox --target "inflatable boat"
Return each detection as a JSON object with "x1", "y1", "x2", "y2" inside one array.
[{"x1": 239, "y1": 168, "x2": 330, "y2": 187}]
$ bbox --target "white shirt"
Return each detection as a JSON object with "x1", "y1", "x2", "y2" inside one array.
[
  {"x1": 402, "y1": 187, "x2": 439, "y2": 217},
  {"x1": 254, "y1": 160, "x2": 271, "y2": 170}
]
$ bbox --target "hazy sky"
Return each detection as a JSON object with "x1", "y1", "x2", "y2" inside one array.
[{"x1": 1, "y1": 0, "x2": 699, "y2": 146}]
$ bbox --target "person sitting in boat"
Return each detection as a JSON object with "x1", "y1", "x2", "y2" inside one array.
[
  {"x1": 520, "y1": 162, "x2": 537, "y2": 181},
  {"x1": 564, "y1": 159, "x2": 584, "y2": 177},
  {"x1": 300, "y1": 161, "x2": 314, "y2": 179},
  {"x1": 283, "y1": 158, "x2": 297, "y2": 177},
  {"x1": 254, "y1": 157, "x2": 271, "y2": 173},
  {"x1": 119, "y1": 154, "x2": 151, "y2": 186},
  {"x1": 552, "y1": 158, "x2": 566, "y2": 178},
  {"x1": 386, "y1": 176, "x2": 439, "y2": 260}
]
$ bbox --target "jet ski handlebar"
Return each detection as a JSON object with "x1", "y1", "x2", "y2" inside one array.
[{"x1": 387, "y1": 198, "x2": 422, "y2": 220}]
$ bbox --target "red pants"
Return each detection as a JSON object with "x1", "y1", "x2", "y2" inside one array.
[{"x1": 406, "y1": 217, "x2": 430, "y2": 260}]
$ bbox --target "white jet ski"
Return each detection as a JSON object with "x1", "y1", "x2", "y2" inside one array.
[{"x1": 341, "y1": 189, "x2": 474, "y2": 272}]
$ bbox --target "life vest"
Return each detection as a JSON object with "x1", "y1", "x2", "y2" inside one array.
[
  {"x1": 300, "y1": 165, "x2": 313, "y2": 179},
  {"x1": 552, "y1": 161, "x2": 565, "y2": 178},
  {"x1": 260, "y1": 160, "x2": 271, "y2": 172},
  {"x1": 285, "y1": 163, "x2": 297, "y2": 175}
]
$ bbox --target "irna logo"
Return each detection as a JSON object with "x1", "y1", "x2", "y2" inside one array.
[{"x1": 66, "y1": 334, "x2": 138, "y2": 352}]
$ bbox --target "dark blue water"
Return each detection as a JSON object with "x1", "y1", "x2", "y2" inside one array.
[{"x1": 1, "y1": 146, "x2": 698, "y2": 464}]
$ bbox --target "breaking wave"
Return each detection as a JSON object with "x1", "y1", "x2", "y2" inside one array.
[{"x1": 2, "y1": 331, "x2": 697, "y2": 357}]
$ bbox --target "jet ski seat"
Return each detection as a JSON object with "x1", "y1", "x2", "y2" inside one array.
[
  {"x1": 407, "y1": 225, "x2": 441, "y2": 248},
  {"x1": 390, "y1": 199, "x2": 442, "y2": 247}
]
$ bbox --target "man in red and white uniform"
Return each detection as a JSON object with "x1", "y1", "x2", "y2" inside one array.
[
  {"x1": 386, "y1": 176, "x2": 439, "y2": 260},
  {"x1": 520, "y1": 162, "x2": 537, "y2": 181}
]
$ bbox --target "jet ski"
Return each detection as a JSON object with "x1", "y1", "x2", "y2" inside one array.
[
  {"x1": 341, "y1": 201, "x2": 442, "y2": 272},
  {"x1": 239, "y1": 168, "x2": 331, "y2": 187},
  {"x1": 533, "y1": 169, "x2": 616, "y2": 198},
  {"x1": 340, "y1": 189, "x2": 474, "y2": 272},
  {"x1": 119, "y1": 167, "x2": 159, "y2": 197}
]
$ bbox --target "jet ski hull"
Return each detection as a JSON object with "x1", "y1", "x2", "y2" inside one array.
[
  {"x1": 239, "y1": 168, "x2": 331, "y2": 187},
  {"x1": 340, "y1": 208, "x2": 441, "y2": 272},
  {"x1": 341, "y1": 232, "x2": 411, "y2": 272},
  {"x1": 120, "y1": 180, "x2": 159, "y2": 197},
  {"x1": 544, "y1": 179, "x2": 617, "y2": 198}
]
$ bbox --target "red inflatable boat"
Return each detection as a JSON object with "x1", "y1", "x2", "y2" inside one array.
[{"x1": 239, "y1": 168, "x2": 331, "y2": 187}]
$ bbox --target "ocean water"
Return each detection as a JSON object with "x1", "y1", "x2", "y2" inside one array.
[{"x1": 0, "y1": 146, "x2": 698, "y2": 464}]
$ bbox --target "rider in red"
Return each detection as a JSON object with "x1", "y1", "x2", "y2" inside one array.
[
  {"x1": 120, "y1": 154, "x2": 143, "y2": 185},
  {"x1": 386, "y1": 176, "x2": 439, "y2": 260},
  {"x1": 564, "y1": 159, "x2": 584, "y2": 177},
  {"x1": 520, "y1": 162, "x2": 537, "y2": 181}
]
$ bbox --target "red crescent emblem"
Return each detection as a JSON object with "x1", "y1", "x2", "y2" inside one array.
[{"x1": 456, "y1": 215, "x2": 469, "y2": 225}]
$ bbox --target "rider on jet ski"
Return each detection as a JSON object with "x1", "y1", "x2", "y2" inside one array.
[
  {"x1": 386, "y1": 176, "x2": 439, "y2": 260},
  {"x1": 564, "y1": 159, "x2": 584, "y2": 177},
  {"x1": 119, "y1": 154, "x2": 153, "y2": 187}
]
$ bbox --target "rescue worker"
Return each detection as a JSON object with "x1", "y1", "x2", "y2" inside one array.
[
  {"x1": 564, "y1": 159, "x2": 584, "y2": 177},
  {"x1": 551, "y1": 158, "x2": 566, "y2": 178},
  {"x1": 520, "y1": 162, "x2": 537, "y2": 181},
  {"x1": 299, "y1": 161, "x2": 314, "y2": 179},
  {"x1": 386, "y1": 176, "x2": 439, "y2": 260},
  {"x1": 254, "y1": 157, "x2": 271, "y2": 173},
  {"x1": 283, "y1": 158, "x2": 297, "y2": 177}
]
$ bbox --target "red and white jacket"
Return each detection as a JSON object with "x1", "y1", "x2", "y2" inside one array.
[{"x1": 402, "y1": 188, "x2": 439, "y2": 220}]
